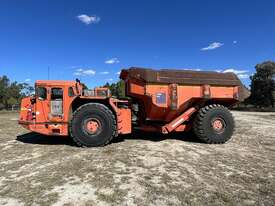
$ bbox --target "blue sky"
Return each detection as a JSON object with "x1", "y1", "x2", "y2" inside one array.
[{"x1": 0, "y1": 0, "x2": 274, "y2": 87}]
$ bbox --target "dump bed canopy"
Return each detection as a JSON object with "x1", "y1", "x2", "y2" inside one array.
[{"x1": 120, "y1": 67, "x2": 242, "y2": 86}]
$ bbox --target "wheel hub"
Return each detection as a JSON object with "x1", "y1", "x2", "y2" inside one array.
[
  {"x1": 211, "y1": 118, "x2": 225, "y2": 133},
  {"x1": 84, "y1": 118, "x2": 101, "y2": 135}
]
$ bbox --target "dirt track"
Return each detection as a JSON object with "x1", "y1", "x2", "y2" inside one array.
[{"x1": 0, "y1": 111, "x2": 274, "y2": 206}]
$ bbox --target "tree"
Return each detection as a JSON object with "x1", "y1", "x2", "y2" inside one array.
[
  {"x1": 7, "y1": 97, "x2": 18, "y2": 107},
  {"x1": 7, "y1": 82, "x2": 23, "y2": 100},
  {"x1": 103, "y1": 80, "x2": 126, "y2": 98},
  {"x1": 0, "y1": 75, "x2": 10, "y2": 106},
  {"x1": 249, "y1": 61, "x2": 275, "y2": 107},
  {"x1": 21, "y1": 83, "x2": 35, "y2": 97},
  {"x1": 0, "y1": 75, "x2": 34, "y2": 110}
]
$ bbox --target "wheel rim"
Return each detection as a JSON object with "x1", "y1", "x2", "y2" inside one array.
[
  {"x1": 83, "y1": 118, "x2": 102, "y2": 135},
  {"x1": 211, "y1": 117, "x2": 226, "y2": 133}
]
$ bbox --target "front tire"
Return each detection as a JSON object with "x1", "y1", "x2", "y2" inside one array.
[
  {"x1": 193, "y1": 104, "x2": 234, "y2": 144},
  {"x1": 70, "y1": 103, "x2": 116, "y2": 147}
]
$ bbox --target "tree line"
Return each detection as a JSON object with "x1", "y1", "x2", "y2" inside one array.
[
  {"x1": 248, "y1": 61, "x2": 275, "y2": 107},
  {"x1": 0, "y1": 76, "x2": 34, "y2": 110},
  {"x1": 103, "y1": 80, "x2": 126, "y2": 99},
  {"x1": 0, "y1": 60, "x2": 274, "y2": 110}
]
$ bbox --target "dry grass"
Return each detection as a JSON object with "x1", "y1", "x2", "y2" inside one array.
[{"x1": 0, "y1": 111, "x2": 274, "y2": 206}]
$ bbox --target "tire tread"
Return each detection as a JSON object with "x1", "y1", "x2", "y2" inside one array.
[
  {"x1": 193, "y1": 104, "x2": 235, "y2": 144},
  {"x1": 69, "y1": 103, "x2": 117, "y2": 147}
]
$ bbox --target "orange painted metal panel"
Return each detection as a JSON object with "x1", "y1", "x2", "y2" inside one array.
[
  {"x1": 162, "y1": 107, "x2": 197, "y2": 133},
  {"x1": 125, "y1": 81, "x2": 238, "y2": 122},
  {"x1": 19, "y1": 81, "x2": 77, "y2": 136},
  {"x1": 18, "y1": 122, "x2": 68, "y2": 136},
  {"x1": 128, "y1": 79, "x2": 145, "y2": 96},
  {"x1": 109, "y1": 98, "x2": 132, "y2": 135},
  {"x1": 117, "y1": 108, "x2": 132, "y2": 134},
  {"x1": 210, "y1": 87, "x2": 235, "y2": 98}
]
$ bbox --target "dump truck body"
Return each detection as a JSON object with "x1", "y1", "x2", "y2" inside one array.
[
  {"x1": 19, "y1": 67, "x2": 250, "y2": 147},
  {"x1": 120, "y1": 67, "x2": 249, "y2": 125}
]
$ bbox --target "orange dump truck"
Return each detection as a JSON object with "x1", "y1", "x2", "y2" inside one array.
[{"x1": 19, "y1": 67, "x2": 250, "y2": 147}]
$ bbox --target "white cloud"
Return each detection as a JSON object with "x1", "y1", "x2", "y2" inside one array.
[
  {"x1": 201, "y1": 42, "x2": 224, "y2": 51},
  {"x1": 99, "y1": 71, "x2": 109, "y2": 75},
  {"x1": 77, "y1": 14, "x2": 100, "y2": 25},
  {"x1": 182, "y1": 68, "x2": 201, "y2": 71},
  {"x1": 71, "y1": 66, "x2": 81, "y2": 69},
  {"x1": 105, "y1": 78, "x2": 113, "y2": 82},
  {"x1": 83, "y1": 70, "x2": 96, "y2": 75},
  {"x1": 216, "y1": 68, "x2": 250, "y2": 79},
  {"x1": 233, "y1": 40, "x2": 237, "y2": 44},
  {"x1": 73, "y1": 68, "x2": 96, "y2": 76},
  {"x1": 24, "y1": 78, "x2": 31, "y2": 82},
  {"x1": 116, "y1": 71, "x2": 121, "y2": 75},
  {"x1": 238, "y1": 74, "x2": 249, "y2": 79},
  {"x1": 105, "y1": 58, "x2": 120, "y2": 64},
  {"x1": 222, "y1": 68, "x2": 248, "y2": 75}
]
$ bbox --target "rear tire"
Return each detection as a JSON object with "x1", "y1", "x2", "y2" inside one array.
[
  {"x1": 70, "y1": 103, "x2": 116, "y2": 147},
  {"x1": 193, "y1": 104, "x2": 234, "y2": 144}
]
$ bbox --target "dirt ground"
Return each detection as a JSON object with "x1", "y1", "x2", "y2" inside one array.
[{"x1": 0, "y1": 111, "x2": 274, "y2": 206}]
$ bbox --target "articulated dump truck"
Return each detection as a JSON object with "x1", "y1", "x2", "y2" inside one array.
[{"x1": 19, "y1": 67, "x2": 250, "y2": 147}]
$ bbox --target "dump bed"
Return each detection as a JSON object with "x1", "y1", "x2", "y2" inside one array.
[
  {"x1": 120, "y1": 67, "x2": 250, "y2": 102},
  {"x1": 120, "y1": 67, "x2": 241, "y2": 86}
]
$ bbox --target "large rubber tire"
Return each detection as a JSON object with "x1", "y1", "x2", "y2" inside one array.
[
  {"x1": 69, "y1": 103, "x2": 117, "y2": 147},
  {"x1": 193, "y1": 104, "x2": 234, "y2": 144}
]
